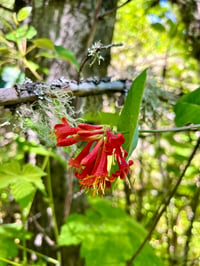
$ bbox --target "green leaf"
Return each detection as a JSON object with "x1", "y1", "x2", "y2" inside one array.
[
  {"x1": 37, "y1": 52, "x2": 55, "y2": 58},
  {"x1": 25, "y1": 26, "x2": 37, "y2": 39},
  {"x1": 11, "y1": 180, "x2": 36, "y2": 210},
  {"x1": 151, "y1": 23, "x2": 165, "y2": 32},
  {"x1": 128, "y1": 123, "x2": 139, "y2": 157},
  {"x1": 83, "y1": 112, "x2": 119, "y2": 127},
  {"x1": 0, "y1": 223, "x2": 24, "y2": 266},
  {"x1": 0, "y1": 161, "x2": 46, "y2": 192},
  {"x1": 0, "y1": 161, "x2": 46, "y2": 212},
  {"x1": 58, "y1": 198, "x2": 164, "y2": 266},
  {"x1": 33, "y1": 38, "x2": 54, "y2": 50},
  {"x1": 54, "y1": 45, "x2": 79, "y2": 70},
  {"x1": 174, "y1": 87, "x2": 200, "y2": 126},
  {"x1": 118, "y1": 69, "x2": 147, "y2": 156},
  {"x1": 5, "y1": 25, "x2": 37, "y2": 42},
  {"x1": 25, "y1": 60, "x2": 39, "y2": 71},
  {"x1": 17, "y1": 6, "x2": 32, "y2": 22}
]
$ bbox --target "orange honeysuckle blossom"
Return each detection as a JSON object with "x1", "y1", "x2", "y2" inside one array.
[{"x1": 54, "y1": 117, "x2": 133, "y2": 195}]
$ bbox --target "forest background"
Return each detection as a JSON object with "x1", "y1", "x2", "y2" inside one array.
[{"x1": 0, "y1": 0, "x2": 200, "y2": 266}]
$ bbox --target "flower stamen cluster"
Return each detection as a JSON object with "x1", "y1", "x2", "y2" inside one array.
[{"x1": 54, "y1": 117, "x2": 133, "y2": 195}]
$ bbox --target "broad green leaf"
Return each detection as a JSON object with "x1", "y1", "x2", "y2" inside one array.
[
  {"x1": 0, "y1": 223, "x2": 24, "y2": 266},
  {"x1": 174, "y1": 87, "x2": 200, "y2": 126},
  {"x1": 33, "y1": 38, "x2": 54, "y2": 50},
  {"x1": 11, "y1": 180, "x2": 36, "y2": 210},
  {"x1": 58, "y1": 198, "x2": 164, "y2": 266},
  {"x1": 83, "y1": 112, "x2": 119, "y2": 127},
  {"x1": 0, "y1": 161, "x2": 46, "y2": 192},
  {"x1": 118, "y1": 69, "x2": 147, "y2": 156},
  {"x1": 17, "y1": 6, "x2": 32, "y2": 22},
  {"x1": 0, "y1": 238, "x2": 17, "y2": 266},
  {"x1": 54, "y1": 45, "x2": 79, "y2": 70}
]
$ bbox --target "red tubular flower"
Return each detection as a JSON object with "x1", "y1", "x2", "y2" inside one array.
[
  {"x1": 56, "y1": 137, "x2": 79, "y2": 147},
  {"x1": 81, "y1": 138, "x2": 104, "y2": 166},
  {"x1": 113, "y1": 156, "x2": 134, "y2": 179},
  {"x1": 78, "y1": 141, "x2": 115, "y2": 195},
  {"x1": 77, "y1": 129, "x2": 104, "y2": 137},
  {"x1": 78, "y1": 123, "x2": 103, "y2": 130},
  {"x1": 68, "y1": 141, "x2": 94, "y2": 168},
  {"x1": 54, "y1": 117, "x2": 134, "y2": 195}
]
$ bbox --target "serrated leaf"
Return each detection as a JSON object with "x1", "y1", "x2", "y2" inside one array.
[
  {"x1": 33, "y1": 38, "x2": 54, "y2": 50},
  {"x1": 58, "y1": 198, "x2": 164, "y2": 266},
  {"x1": 54, "y1": 45, "x2": 79, "y2": 70},
  {"x1": 174, "y1": 87, "x2": 200, "y2": 126},
  {"x1": 0, "y1": 161, "x2": 46, "y2": 193},
  {"x1": 11, "y1": 180, "x2": 36, "y2": 210},
  {"x1": 118, "y1": 69, "x2": 147, "y2": 157},
  {"x1": 17, "y1": 6, "x2": 32, "y2": 22}
]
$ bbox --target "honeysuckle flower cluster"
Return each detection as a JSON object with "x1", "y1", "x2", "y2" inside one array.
[{"x1": 54, "y1": 117, "x2": 133, "y2": 195}]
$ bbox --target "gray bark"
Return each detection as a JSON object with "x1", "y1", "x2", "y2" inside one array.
[
  {"x1": 12, "y1": 0, "x2": 118, "y2": 265},
  {"x1": 30, "y1": 0, "x2": 118, "y2": 80}
]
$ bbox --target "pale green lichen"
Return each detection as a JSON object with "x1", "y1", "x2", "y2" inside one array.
[{"x1": 15, "y1": 87, "x2": 77, "y2": 147}]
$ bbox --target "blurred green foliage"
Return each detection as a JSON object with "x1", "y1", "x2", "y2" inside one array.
[
  {"x1": 59, "y1": 198, "x2": 164, "y2": 266},
  {"x1": 0, "y1": 6, "x2": 78, "y2": 86}
]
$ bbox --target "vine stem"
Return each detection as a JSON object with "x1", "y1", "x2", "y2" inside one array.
[
  {"x1": 139, "y1": 124, "x2": 200, "y2": 133},
  {"x1": 17, "y1": 244, "x2": 58, "y2": 264},
  {"x1": 0, "y1": 257, "x2": 21, "y2": 266},
  {"x1": 22, "y1": 214, "x2": 27, "y2": 266},
  {"x1": 126, "y1": 137, "x2": 200, "y2": 265},
  {"x1": 45, "y1": 155, "x2": 62, "y2": 265}
]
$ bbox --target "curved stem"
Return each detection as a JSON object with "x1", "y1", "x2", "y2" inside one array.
[
  {"x1": 126, "y1": 137, "x2": 200, "y2": 265},
  {"x1": 0, "y1": 257, "x2": 21, "y2": 266}
]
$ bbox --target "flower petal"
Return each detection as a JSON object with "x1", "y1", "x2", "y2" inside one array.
[
  {"x1": 68, "y1": 141, "x2": 94, "y2": 168},
  {"x1": 81, "y1": 138, "x2": 104, "y2": 166},
  {"x1": 78, "y1": 123, "x2": 103, "y2": 130}
]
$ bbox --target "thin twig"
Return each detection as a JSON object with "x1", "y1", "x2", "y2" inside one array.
[
  {"x1": 86, "y1": 0, "x2": 103, "y2": 50},
  {"x1": 29, "y1": 212, "x2": 55, "y2": 246},
  {"x1": 0, "y1": 4, "x2": 14, "y2": 12},
  {"x1": 139, "y1": 124, "x2": 200, "y2": 133},
  {"x1": 126, "y1": 137, "x2": 200, "y2": 265},
  {"x1": 77, "y1": 42, "x2": 123, "y2": 83},
  {"x1": 17, "y1": 244, "x2": 58, "y2": 264},
  {"x1": 98, "y1": 0, "x2": 132, "y2": 19},
  {"x1": 183, "y1": 175, "x2": 200, "y2": 266}
]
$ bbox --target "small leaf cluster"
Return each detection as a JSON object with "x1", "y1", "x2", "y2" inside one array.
[{"x1": 0, "y1": 6, "x2": 79, "y2": 84}]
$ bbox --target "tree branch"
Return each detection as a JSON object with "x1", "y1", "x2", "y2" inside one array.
[
  {"x1": 126, "y1": 137, "x2": 200, "y2": 265},
  {"x1": 0, "y1": 79, "x2": 131, "y2": 106}
]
